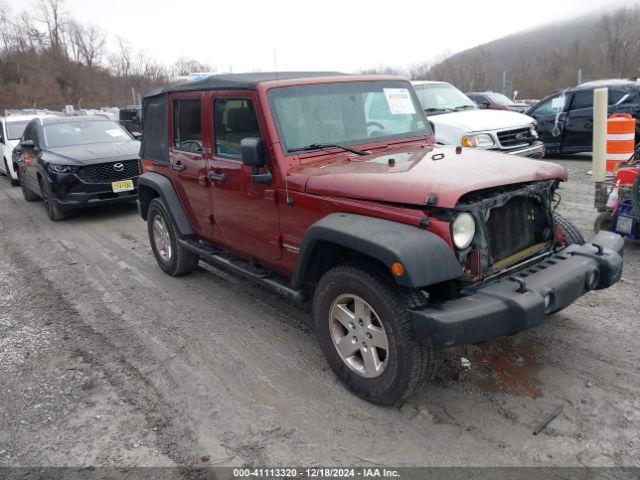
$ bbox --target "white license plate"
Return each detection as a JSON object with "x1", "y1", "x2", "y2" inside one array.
[
  {"x1": 616, "y1": 216, "x2": 633, "y2": 235},
  {"x1": 111, "y1": 179, "x2": 134, "y2": 193}
]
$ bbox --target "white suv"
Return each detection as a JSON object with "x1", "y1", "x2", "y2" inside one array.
[
  {"x1": 1, "y1": 113, "x2": 57, "y2": 185},
  {"x1": 412, "y1": 81, "x2": 545, "y2": 158}
]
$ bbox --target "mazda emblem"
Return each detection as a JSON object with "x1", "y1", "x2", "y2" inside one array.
[{"x1": 113, "y1": 163, "x2": 124, "y2": 172}]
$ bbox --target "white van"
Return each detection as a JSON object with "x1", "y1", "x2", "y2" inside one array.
[{"x1": 412, "y1": 81, "x2": 545, "y2": 158}]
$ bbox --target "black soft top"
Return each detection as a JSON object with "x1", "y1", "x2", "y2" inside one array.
[
  {"x1": 140, "y1": 72, "x2": 347, "y2": 163},
  {"x1": 144, "y1": 71, "x2": 346, "y2": 98}
]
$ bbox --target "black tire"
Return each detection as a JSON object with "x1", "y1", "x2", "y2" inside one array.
[
  {"x1": 594, "y1": 212, "x2": 615, "y2": 233},
  {"x1": 313, "y1": 262, "x2": 436, "y2": 405},
  {"x1": 39, "y1": 177, "x2": 66, "y2": 221},
  {"x1": 631, "y1": 173, "x2": 640, "y2": 219},
  {"x1": 18, "y1": 168, "x2": 39, "y2": 202},
  {"x1": 554, "y1": 212, "x2": 585, "y2": 246},
  {"x1": 147, "y1": 198, "x2": 199, "y2": 276},
  {"x1": 4, "y1": 159, "x2": 19, "y2": 186}
]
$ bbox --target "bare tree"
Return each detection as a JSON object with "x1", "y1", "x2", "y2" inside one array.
[
  {"x1": 68, "y1": 21, "x2": 105, "y2": 67},
  {"x1": 37, "y1": 0, "x2": 67, "y2": 52},
  {"x1": 172, "y1": 57, "x2": 213, "y2": 76}
]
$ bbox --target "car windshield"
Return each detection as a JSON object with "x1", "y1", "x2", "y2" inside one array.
[
  {"x1": 413, "y1": 83, "x2": 477, "y2": 113},
  {"x1": 43, "y1": 119, "x2": 131, "y2": 148},
  {"x1": 486, "y1": 92, "x2": 517, "y2": 106},
  {"x1": 6, "y1": 120, "x2": 29, "y2": 140},
  {"x1": 268, "y1": 81, "x2": 429, "y2": 153}
]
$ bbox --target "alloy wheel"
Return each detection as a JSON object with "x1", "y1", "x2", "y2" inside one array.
[
  {"x1": 152, "y1": 214, "x2": 172, "y2": 262},
  {"x1": 329, "y1": 293, "x2": 389, "y2": 378}
]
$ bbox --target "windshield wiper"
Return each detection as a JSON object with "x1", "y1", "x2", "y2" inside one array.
[
  {"x1": 454, "y1": 105, "x2": 476, "y2": 111},
  {"x1": 424, "y1": 107, "x2": 454, "y2": 113},
  {"x1": 288, "y1": 143, "x2": 368, "y2": 156}
]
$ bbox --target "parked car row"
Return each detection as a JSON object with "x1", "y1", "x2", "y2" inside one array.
[
  {"x1": 466, "y1": 91, "x2": 530, "y2": 113},
  {"x1": 0, "y1": 73, "x2": 626, "y2": 405},
  {"x1": 526, "y1": 79, "x2": 640, "y2": 154}
]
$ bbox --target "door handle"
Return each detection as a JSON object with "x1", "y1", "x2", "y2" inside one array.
[
  {"x1": 207, "y1": 172, "x2": 226, "y2": 182},
  {"x1": 171, "y1": 162, "x2": 186, "y2": 171}
]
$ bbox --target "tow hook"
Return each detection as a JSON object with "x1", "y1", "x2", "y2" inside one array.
[{"x1": 509, "y1": 277, "x2": 528, "y2": 293}]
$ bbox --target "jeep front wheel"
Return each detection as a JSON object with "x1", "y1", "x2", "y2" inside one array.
[
  {"x1": 147, "y1": 198, "x2": 199, "y2": 276},
  {"x1": 313, "y1": 263, "x2": 435, "y2": 405}
]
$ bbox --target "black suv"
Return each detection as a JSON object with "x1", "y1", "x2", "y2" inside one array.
[
  {"x1": 15, "y1": 115, "x2": 141, "y2": 220},
  {"x1": 527, "y1": 79, "x2": 640, "y2": 154}
]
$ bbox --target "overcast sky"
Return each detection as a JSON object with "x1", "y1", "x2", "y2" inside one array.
[{"x1": 60, "y1": 0, "x2": 635, "y2": 73}]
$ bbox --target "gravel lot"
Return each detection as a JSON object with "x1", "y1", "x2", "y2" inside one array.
[{"x1": 0, "y1": 155, "x2": 638, "y2": 467}]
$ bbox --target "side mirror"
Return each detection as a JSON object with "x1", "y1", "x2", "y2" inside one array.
[
  {"x1": 131, "y1": 132, "x2": 142, "y2": 140},
  {"x1": 482, "y1": 102, "x2": 491, "y2": 108},
  {"x1": 19, "y1": 139, "x2": 34, "y2": 149},
  {"x1": 240, "y1": 137, "x2": 271, "y2": 184},
  {"x1": 428, "y1": 120, "x2": 436, "y2": 135}
]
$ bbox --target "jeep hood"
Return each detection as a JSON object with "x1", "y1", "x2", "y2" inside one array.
[
  {"x1": 43, "y1": 141, "x2": 140, "y2": 165},
  {"x1": 294, "y1": 146, "x2": 566, "y2": 209},
  {"x1": 429, "y1": 109, "x2": 534, "y2": 132}
]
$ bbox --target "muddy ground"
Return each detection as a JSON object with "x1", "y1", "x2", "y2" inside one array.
[{"x1": 0, "y1": 155, "x2": 638, "y2": 467}]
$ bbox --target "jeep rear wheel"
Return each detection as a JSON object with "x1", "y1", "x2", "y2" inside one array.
[
  {"x1": 147, "y1": 198, "x2": 199, "y2": 276},
  {"x1": 313, "y1": 263, "x2": 435, "y2": 405}
]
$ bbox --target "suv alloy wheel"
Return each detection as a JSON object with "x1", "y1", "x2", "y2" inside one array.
[
  {"x1": 313, "y1": 262, "x2": 436, "y2": 405},
  {"x1": 39, "y1": 178, "x2": 66, "y2": 221},
  {"x1": 147, "y1": 198, "x2": 199, "y2": 276}
]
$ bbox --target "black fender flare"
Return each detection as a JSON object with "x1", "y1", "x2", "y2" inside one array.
[
  {"x1": 291, "y1": 213, "x2": 463, "y2": 289},
  {"x1": 137, "y1": 172, "x2": 194, "y2": 237}
]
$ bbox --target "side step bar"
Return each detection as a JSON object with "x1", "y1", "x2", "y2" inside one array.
[{"x1": 178, "y1": 238, "x2": 308, "y2": 303}]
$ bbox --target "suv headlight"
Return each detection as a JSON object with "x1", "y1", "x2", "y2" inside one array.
[
  {"x1": 48, "y1": 164, "x2": 77, "y2": 173},
  {"x1": 461, "y1": 133, "x2": 495, "y2": 148},
  {"x1": 530, "y1": 124, "x2": 539, "y2": 139},
  {"x1": 451, "y1": 212, "x2": 476, "y2": 249}
]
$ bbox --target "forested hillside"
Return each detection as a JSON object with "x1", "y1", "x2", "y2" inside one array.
[
  {"x1": 415, "y1": 5, "x2": 640, "y2": 98},
  {"x1": 0, "y1": 0, "x2": 210, "y2": 111}
]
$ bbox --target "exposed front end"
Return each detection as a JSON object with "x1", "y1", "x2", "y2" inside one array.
[{"x1": 411, "y1": 180, "x2": 624, "y2": 347}]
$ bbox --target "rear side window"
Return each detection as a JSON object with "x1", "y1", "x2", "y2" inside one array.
[
  {"x1": 570, "y1": 91, "x2": 593, "y2": 110},
  {"x1": 609, "y1": 90, "x2": 630, "y2": 105},
  {"x1": 214, "y1": 98, "x2": 260, "y2": 158},
  {"x1": 173, "y1": 98, "x2": 202, "y2": 152}
]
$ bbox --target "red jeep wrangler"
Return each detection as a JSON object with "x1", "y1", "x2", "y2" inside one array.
[{"x1": 137, "y1": 73, "x2": 623, "y2": 405}]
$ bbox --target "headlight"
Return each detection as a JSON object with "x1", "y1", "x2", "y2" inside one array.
[
  {"x1": 530, "y1": 125, "x2": 539, "y2": 138},
  {"x1": 461, "y1": 133, "x2": 495, "y2": 148},
  {"x1": 451, "y1": 212, "x2": 476, "y2": 249},
  {"x1": 48, "y1": 164, "x2": 76, "y2": 173}
]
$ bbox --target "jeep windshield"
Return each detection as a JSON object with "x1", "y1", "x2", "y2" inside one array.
[
  {"x1": 413, "y1": 83, "x2": 477, "y2": 115},
  {"x1": 268, "y1": 81, "x2": 429, "y2": 154}
]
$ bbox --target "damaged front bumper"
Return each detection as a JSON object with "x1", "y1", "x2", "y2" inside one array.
[
  {"x1": 495, "y1": 141, "x2": 546, "y2": 158},
  {"x1": 410, "y1": 231, "x2": 624, "y2": 347}
]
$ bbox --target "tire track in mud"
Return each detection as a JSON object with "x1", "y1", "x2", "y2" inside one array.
[{"x1": 0, "y1": 202, "x2": 207, "y2": 469}]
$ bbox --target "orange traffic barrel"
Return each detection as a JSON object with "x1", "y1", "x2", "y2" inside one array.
[{"x1": 606, "y1": 113, "x2": 637, "y2": 173}]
